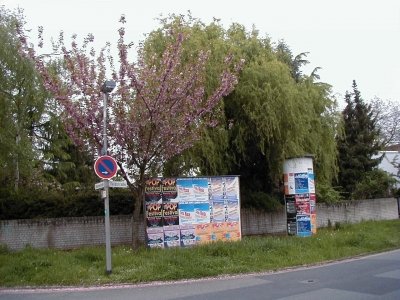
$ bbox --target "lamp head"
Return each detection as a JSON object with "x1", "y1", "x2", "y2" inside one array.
[{"x1": 101, "y1": 80, "x2": 116, "y2": 93}]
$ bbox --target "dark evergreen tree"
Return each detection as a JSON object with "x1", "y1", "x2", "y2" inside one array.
[{"x1": 337, "y1": 80, "x2": 382, "y2": 197}]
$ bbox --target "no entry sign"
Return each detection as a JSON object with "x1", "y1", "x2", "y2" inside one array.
[{"x1": 94, "y1": 155, "x2": 118, "y2": 179}]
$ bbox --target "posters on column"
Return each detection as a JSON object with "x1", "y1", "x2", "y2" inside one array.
[
  {"x1": 311, "y1": 214, "x2": 317, "y2": 234},
  {"x1": 296, "y1": 214, "x2": 312, "y2": 237},
  {"x1": 310, "y1": 194, "x2": 316, "y2": 214},
  {"x1": 308, "y1": 169, "x2": 315, "y2": 194},
  {"x1": 285, "y1": 195, "x2": 296, "y2": 215},
  {"x1": 294, "y1": 173, "x2": 309, "y2": 194},
  {"x1": 283, "y1": 157, "x2": 317, "y2": 237},
  {"x1": 295, "y1": 194, "x2": 311, "y2": 215},
  {"x1": 284, "y1": 173, "x2": 296, "y2": 195}
]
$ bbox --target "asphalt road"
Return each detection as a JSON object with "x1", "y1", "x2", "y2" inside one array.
[{"x1": 1, "y1": 249, "x2": 399, "y2": 300}]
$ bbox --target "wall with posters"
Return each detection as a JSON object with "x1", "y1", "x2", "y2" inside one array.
[
  {"x1": 283, "y1": 156, "x2": 317, "y2": 237},
  {"x1": 144, "y1": 176, "x2": 242, "y2": 248}
]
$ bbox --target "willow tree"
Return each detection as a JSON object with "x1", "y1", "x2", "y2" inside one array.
[
  {"x1": 17, "y1": 17, "x2": 242, "y2": 247},
  {"x1": 145, "y1": 16, "x2": 340, "y2": 208},
  {"x1": 0, "y1": 7, "x2": 50, "y2": 191}
]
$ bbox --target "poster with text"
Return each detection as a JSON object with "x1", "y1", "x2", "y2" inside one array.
[
  {"x1": 294, "y1": 173, "x2": 309, "y2": 194},
  {"x1": 311, "y1": 214, "x2": 317, "y2": 234},
  {"x1": 146, "y1": 203, "x2": 163, "y2": 228},
  {"x1": 285, "y1": 195, "x2": 297, "y2": 216},
  {"x1": 179, "y1": 203, "x2": 195, "y2": 225},
  {"x1": 212, "y1": 222, "x2": 227, "y2": 241},
  {"x1": 310, "y1": 194, "x2": 316, "y2": 214},
  {"x1": 147, "y1": 229, "x2": 164, "y2": 248},
  {"x1": 194, "y1": 202, "x2": 211, "y2": 224},
  {"x1": 193, "y1": 178, "x2": 209, "y2": 202},
  {"x1": 227, "y1": 199, "x2": 240, "y2": 222},
  {"x1": 297, "y1": 215, "x2": 312, "y2": 237},
  {"x1": 195, "y1": 223, "x2": 212, "y2": 244},
  {"x1": 225, "y1": 221, "x2": 241, "y2": 241},
  {"x1": 176, "y1": 178, "x2": 195, "y2": 202},
  {"x1": 163, "y1": 202, "x2": 179, "y2": 226},
  {"x1": 211, "y1": 198, "x2": 226, "y2": 223},
  {"x1": 162, "y1": 178, "x2": 178, "y2": 202},
  {"x1": 164, "y1": 229, "x2": 181, "y2": 248},
  {"x1": 210, "y1": 177, "x2": 224, "y2": 200},
  {"x1": 308, "y1": 169, "x2": 315, "y2": 194},
  {"x1": 180, "y1": 226, "x2": 196, "y2": 247},
  {"x1": 145, "y1": 178, "x2": 162, "y2": 203},
  {"x1": 287, "y1": 219, "x2": 297, "y2": 235},
  {"x1": 225, "y1": 177, "x2": 239, "y2": 200},
  {"x1": 284, "y1": 173, "x2": 296, "y2": 195},
  {"x1": 295, "y1": 194, "x2": 311, "y2": 215}
]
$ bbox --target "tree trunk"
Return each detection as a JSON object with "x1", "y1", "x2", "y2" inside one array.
[
  {"x1": 131, "y1": 195, "x2": 143, "y2": 249},
  {"x1": 131, "y1": 181, "x2": 145, "y2": 249},
  {"x1": 14, "y1": 134, "x2": 21, "y2": 192}
]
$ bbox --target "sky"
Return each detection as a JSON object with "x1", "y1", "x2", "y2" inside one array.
[{"x1": 2, "y1": 0, "x2": 400, "y2": 106}]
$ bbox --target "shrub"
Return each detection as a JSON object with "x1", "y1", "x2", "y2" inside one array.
[
  {"x1": 351, "y1": 169, "x2": 397, "y2": 200},
  {"x1": 316, "y1": 182, "x2": 343, "y2": 203}
]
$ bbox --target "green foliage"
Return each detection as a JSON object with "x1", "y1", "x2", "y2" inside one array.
[
  {"x1": 337, "y1": 81, "x2": 382, "y2": 196},
  {"x1": 351, "y1": 169, "x2": 397, "y2": 200},
  {"x1": 241, "y1": 191, "x2": 283, "y2": 211},
  {"x1": 0, "y1": 220, "x2": 399, "y2": 287},
  {"x1": 0, "y1": 7, "x2": 48, "y2": 190},
  {"x1": 146, "y1": 15, "x2": 340, "y2": 206},
  {"x1": 316, "y1": 182, "x2": 343, "y2": 203}
]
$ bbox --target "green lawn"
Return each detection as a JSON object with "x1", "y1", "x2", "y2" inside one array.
[{"x1": 1, "y1": 219, "x2": 399, "y2": 287}]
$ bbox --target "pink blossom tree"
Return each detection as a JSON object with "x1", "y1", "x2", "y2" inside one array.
[{"x1": 17, "y1": 17, "x2": 242, "y2": 248}]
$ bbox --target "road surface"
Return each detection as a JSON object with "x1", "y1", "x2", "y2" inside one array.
[{"x1": 1, "y1": 249, "x2": 399, "y2": 299}]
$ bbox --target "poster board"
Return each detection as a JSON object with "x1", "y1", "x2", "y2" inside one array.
[{"x1": 145, "y1": 176, "x2": 241, "y2": 248}]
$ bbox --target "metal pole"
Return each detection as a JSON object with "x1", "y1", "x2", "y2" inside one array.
[
  {"x1": 104, "y1": 180, "x2": 112, "y2": 274},
  {"x1": 102, "y1": 91, "x2": 112, "y2": 274}
]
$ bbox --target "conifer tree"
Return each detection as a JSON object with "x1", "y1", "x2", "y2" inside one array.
[{"x1": 337, "y1": 80, "x2": 381, "y2": 197}]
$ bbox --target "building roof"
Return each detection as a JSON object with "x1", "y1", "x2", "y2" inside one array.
[{"x1": 385, "y1": 144, "x2": 400, "y2": 151}]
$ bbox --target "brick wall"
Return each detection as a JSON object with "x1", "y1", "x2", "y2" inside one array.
[{"x1": 0, "y1": 198, "x2": 398, "y2": 251}]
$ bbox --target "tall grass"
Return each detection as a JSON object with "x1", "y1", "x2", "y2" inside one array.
[{"x1": 0, "y1": 219, "x2": 399, "y2": 287}]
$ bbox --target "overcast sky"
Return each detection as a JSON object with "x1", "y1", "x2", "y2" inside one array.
[{"x1": 2, "y1": 0, "x2": 400, "y2": 105}]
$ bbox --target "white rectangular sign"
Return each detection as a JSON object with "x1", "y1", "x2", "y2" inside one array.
[
  {"x1": 109, "y1": 181, "x2": 128, "y2": 188},
  {"x1": 95, "y1": 182, "x2": 105, "y2": 190}
]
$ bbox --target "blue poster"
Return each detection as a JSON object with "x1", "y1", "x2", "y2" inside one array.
[
  {"x1": 296, "y1": 215, "x2": 312, "y2": 237},
  {"x1": 294, "y1": 173, "x2": 309, "y2": 194}
]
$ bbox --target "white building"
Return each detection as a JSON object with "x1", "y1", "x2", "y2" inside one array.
[{"x1": 376, "y1": 150, "x2": 400, "y2": 189}]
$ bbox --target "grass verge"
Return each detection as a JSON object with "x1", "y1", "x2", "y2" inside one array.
[{"x1": 0, "y1": 219, "x2": 399, "y2": 287}]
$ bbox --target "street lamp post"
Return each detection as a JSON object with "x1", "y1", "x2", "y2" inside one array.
[{"x1": 100, "y1": 80, "x2": 116, "y2": 274}]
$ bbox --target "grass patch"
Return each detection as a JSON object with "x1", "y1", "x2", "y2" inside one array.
[{"x1": 0, "y1": 219, "x2": 399, "y2": 287}]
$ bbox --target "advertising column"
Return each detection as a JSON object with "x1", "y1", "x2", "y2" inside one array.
[{"x1": 283, "y1": 156, "x2": 317, "y2": 237}]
